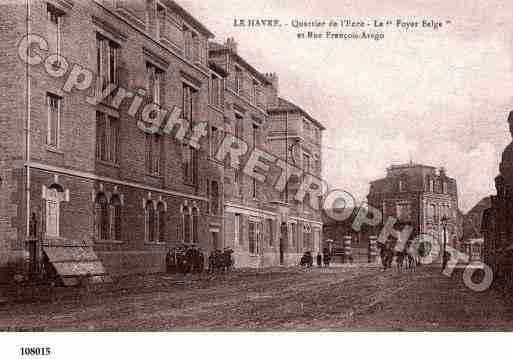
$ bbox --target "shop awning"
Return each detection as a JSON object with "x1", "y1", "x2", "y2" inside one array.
[{"x1": 43, "y1": 245, "x2": 109, "y2": 286}]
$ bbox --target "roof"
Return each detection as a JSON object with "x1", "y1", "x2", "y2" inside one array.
[
  {"x1": 162, "y1": 0, "x2": 214, "y2": 38},
  {"x1": 269, "y1": 97, "x2": 326, "y2": 130},
  {"x1": 209, "y1": 42, "x2": 271, "y2": 85}
]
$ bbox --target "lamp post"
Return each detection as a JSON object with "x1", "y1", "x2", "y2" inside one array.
[{"x1": 441, "y1": 215, "x2": 449, "y2": 270}]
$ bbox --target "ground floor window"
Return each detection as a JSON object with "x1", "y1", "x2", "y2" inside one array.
[
  {"x1": 45, "y1": 188, "x2": 61, "y2": 237},
  {"x1": 249, "y1": 220, "x2": 263, "y2": 255},
  {"x1": 182, "y1": 202, "x2": 199, "y2": 244}
]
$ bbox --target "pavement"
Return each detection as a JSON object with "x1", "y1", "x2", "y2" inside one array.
[{"x1": 0, "y1": 264, "x2": 512, "y2": 331}]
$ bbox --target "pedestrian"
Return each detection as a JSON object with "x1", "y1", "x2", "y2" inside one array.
[
  {"x1": 323, "y1": 251, "x2": 330, "y2": 267},
  {"x1": 316, "y1": 252, "x2": 322, "y2": 267}
]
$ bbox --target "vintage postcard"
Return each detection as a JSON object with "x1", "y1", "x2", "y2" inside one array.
[{"x1": 0, "y1": 0, "x2": 512, "y2": 356}]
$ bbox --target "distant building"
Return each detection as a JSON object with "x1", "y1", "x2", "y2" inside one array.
[{"x1": 367, "y1": 163, "x2": 460, "y2": 249}]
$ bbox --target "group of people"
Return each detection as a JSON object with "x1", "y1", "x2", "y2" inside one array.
[
  {"x1": 166, "y1": 246, "x2": 234, "y2": 274},
  {"x1": 299, "y1": 249, "x2": 332, "y2": 268},
  {"x1": 378, "y1": 239, "x2": 419, "y2": 271},
  {"x1": 166, "y1": 246, "x2": 204, "y2": 274}
]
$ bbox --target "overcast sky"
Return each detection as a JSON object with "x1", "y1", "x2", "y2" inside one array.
[{"x1": 183, "y1": 0, "x2": 513, "y2": 212}]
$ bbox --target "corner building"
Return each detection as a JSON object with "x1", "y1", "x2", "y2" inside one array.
[
  {"x1": 367, "y1": 163, "x2": 459, "y2": 249},
  {"x1": 0, "y1": 0, "x2": 226, "y2": 281}
]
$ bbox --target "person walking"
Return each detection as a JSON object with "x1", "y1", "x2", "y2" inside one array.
[{"x1": 316, "y1": 252, "x2": 322, "y2": 267}]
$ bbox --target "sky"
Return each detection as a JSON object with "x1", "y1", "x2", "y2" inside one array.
[{"x1": 182, "y1": 0, "x2": 513, "y2": 212}]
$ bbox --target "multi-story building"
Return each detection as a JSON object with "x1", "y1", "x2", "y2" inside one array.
[
  {"x1": 267, "y1": 97, "x2": 325, "y2": 264},
  {"x1": 0, "y1": 0, "x2": 226, "y2": 282},
  {"x1": 209, "y1": 39, "x2": 281, "y2": 267},
  {"x1": 367, "y1": 163, "x2": 460, "y2": 249},
  {"x1": 208, "y1": 39, "x2": 326, "y2": 267}
]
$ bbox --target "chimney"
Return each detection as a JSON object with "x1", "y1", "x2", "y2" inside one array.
[
  {"x1": 264, "y1": 72, "x2": 279, "y2": 108},
  {"x1": 225, "y1": 37, "x2": 238, "y2": 54},
  {"x1": 264, "y1": 72, "x2": 279, "y2": 92}
]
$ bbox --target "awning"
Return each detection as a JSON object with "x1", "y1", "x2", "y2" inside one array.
[{"x1": 43, "y1": 245, "x2": 109, "y2": 286}]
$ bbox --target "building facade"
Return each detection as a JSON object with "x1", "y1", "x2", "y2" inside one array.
[
  {"x1": 209, "y1": 40, "x2": 325, "y2": 268},
  {"x1": 267, "y1": 97, "x2": 325, "y2": 263},
  {"x1": 0, "y1": 0, "x2": 326, "y2": 280},
  {"x1": 0, "y1": 0, "x2": 227, "y2": 282},
  {"x1": 367, "y1": 163, "x2": 460, "y2": 250}
]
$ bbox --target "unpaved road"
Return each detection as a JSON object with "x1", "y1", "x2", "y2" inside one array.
[{"x1": 0, "y1": 264, "x2": 511, "y2": 331}]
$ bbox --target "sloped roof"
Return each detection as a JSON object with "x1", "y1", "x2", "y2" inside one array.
[{"x1": 269, "y1": 97, "x2": 326, "y2": 130}]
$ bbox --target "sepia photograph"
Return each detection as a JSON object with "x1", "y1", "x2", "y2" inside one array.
[{"x1": 1, "y1": 0, "x2": 513, "y2": 356}]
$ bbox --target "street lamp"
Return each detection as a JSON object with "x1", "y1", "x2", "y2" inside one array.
[{"x1": 441, "y1": 215, "x2": 449, "y2": 270}]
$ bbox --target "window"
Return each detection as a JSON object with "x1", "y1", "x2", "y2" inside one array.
[
  {"x1": 252, "y1": 80, "x2": 259, "y2": 104},
  {"x1": 156, "y1": 3, "x2": 165, "y2": 39},
  {"x1": 234, "y1": 213, "x2": 241, "y2": 244},
  {"x1": 303, "y1": 224, "x2": 312, "y2": 251},
  {"x1": 234, "y1": 114, "x2": 243, "y2": 187},
  {"x1": 96, "y1": 34, "x2": 118, "y2": 92},
  {"x1": 110, "y1": 195, "x2": 122, "y2": 242},
  {"x1": 398, "y1": 179, "x2": 406, "y2": 192},
  {"x1": 303, "y1": 153, "x2": 310, "y2": 173},
  {"x1": 183, "y1": 144, "x2": 198, "y2": 186},
  {"x1": 267, "y1": 219, "x2": 274, "y2": 247},
  {"x1": 182, "y1": 83, "x2": 198, "y2": 122},
  {"x1": 95, "y1": 193, "x2": 109, "y2": 241},
  {"x1": 210, "y1": 74, "x2": 223, "y2": 107},
  {"x1": 235, "y1": 66, "x2": 243, "y2": 93},
  {"x1": 183, "y1": 27, "x2": 200, "y2": 62},
  {"x1": 96, "y1": 112, "x2": 120, "y2": 163},
  {"x1": 45, "y1": 187, "x2": 61, "y2": 238},
  {"x1": 183, "y1": 205, "x2": 191, "y2": 244},
  {"x1": 46, "y1": 3, "x2": 63, "y2": 56},
  {"x1": 145, "y1": 200, "x2": 156, "y2": 242},
  {"x1": 211, "y1": 180, "x2": 219, "y2": 215},
  {"x1": 443, "y1": 181, "x2": 448, "y2": 194},
  {"x1": 428, "y1": 178, "x2": 435, "y2": 192},
  {"x1": 396, "y1": 202, "x2": 410, "y2": 221},
  {"x1": 145, "y1": 134, "x2": 163, "y2": 176},
  {"x1": 210, "y1": 126, "x2": 222, "y2": 157},
  {"x1": 181, "y1": 204, "x2": 198, "y2": 244},
  {"x1": 157, "y1": 202, "x2": 166, "y2": 243},
  {"x1": 146, "y1": 62, "x2": 165, "y2": 105},
  {"x1": 46, "y1": 93, "x2": 61, "y2": 148},
  {"x1": 192, "y1": 207, "x2": 199, "y2": 243},
  {"x1": 290, "y1": 222, "x2": 297, "y2": 249},
  {"x1": 248, "y1": 221, "x2": 262, "y2": 255},
  {"x1": 303, "y1": 119, "x2": 310, "y2": 134}
]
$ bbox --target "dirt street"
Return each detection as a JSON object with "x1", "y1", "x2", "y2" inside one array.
[{"x1": 0, "y1": 264, "x2": 511, "y2": 331}]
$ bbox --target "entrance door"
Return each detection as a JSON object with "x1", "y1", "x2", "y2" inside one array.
[{"x1": 45, "y1": 188, "x2": 60, "y2": 237}]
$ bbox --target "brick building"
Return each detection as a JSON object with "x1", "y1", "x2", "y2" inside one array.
[
  {"x1": 1, "y1": 0, "x2": 327, "y2": 279},
  {"x1": 0, "y1": 0, "x2": 228, "y2": 282},
  {"x1": 267, "y1": 97, "x2": 325, "y2": 263},
  {"x1": 367, "y1": 163, "x2": 460, "y2": 250}
]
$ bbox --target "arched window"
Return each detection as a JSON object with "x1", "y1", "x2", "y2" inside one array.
[
  {"x1": 183, "y1": 205, "x2": 191, "y2": 244},
  {"x1": 145, "y1": 200, "x2": 155, "y2": 242},
  {"x1": 192, "y1": 206, "x2": 199, "y2": 244},
  {"x1": 110, "y1": 195, "x2": 122, "y2": 242},
  {"x1": 95, "y1": 193, "x2": 109, "y2": 241},
  {"x1": 157, "y1": 202, "x2": 166, "y2": 243},
  {"x1": 45, "y1": 184, "x2": 64, "y2": 238}
]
